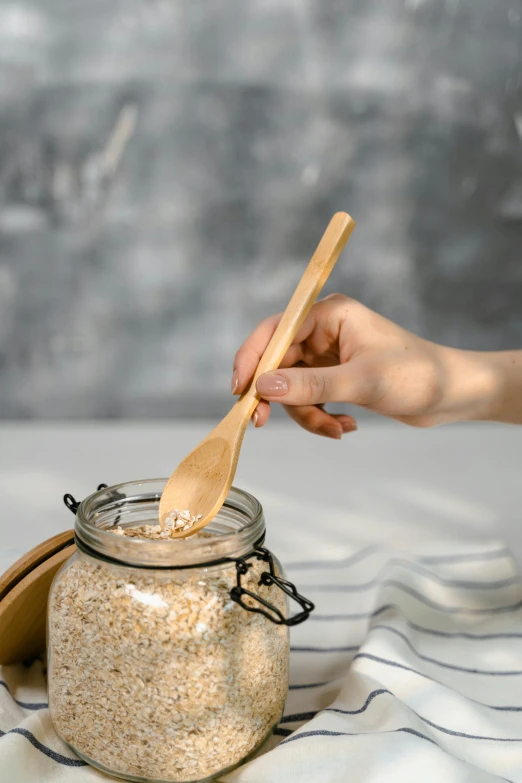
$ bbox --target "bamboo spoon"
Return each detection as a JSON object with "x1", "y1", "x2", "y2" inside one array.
[{"x1": 159, "y1": 211, "x2": 356, "y2": 537}]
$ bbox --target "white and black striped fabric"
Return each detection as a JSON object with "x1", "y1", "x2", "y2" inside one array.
[
  {"x1": 2, "y1": 531, "x2": 522, "y2": 781},
  {"x1": 223, "y1": 539, "x2": 522, "y2": 783}
]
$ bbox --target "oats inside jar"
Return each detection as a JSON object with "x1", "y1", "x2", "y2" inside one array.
[
  {"x1": 112, "y1": 507, "x2": 202, "y2": 539},
  {"x1": 48, "y1": 491, "x2": 290, "y2": 783}
]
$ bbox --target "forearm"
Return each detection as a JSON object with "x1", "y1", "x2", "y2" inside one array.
[
  {"x1": 441, "y1": 348, "x2": 522, "y2": 425},
  {"x1": 481, "y1": 351, "x2": 522, "y2": 424}
]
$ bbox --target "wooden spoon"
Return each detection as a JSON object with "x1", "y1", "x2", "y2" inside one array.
[{"x1": 159, "y1": 211, "x2": 356, "y2": 536}]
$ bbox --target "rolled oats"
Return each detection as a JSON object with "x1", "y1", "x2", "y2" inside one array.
[
  {"x1": 48, "y1": 527, "x2": 289, "y2": 782},
  {"x1": 158, "y1": 508, "x2": 203, "y2": 534}
]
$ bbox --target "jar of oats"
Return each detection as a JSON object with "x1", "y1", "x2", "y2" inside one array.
[{"x1": 48, "y1": 480, "x2": 313, "y2": 782}]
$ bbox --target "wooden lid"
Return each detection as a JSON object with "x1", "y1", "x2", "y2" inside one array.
[
  {"x1": 0, "y1": 532, "x2": 75, "y2": 665},
  {"x1": 0, "y1": 530, "x2": 74, "y2": 602}
]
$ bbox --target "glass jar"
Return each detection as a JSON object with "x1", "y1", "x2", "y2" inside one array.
[{"x1": 48, "y1": 480, "x2": 313, "y2": 783}]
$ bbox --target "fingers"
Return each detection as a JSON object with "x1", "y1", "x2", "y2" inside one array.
[
  {"x1": 252, "y1": 400, "x2": 271, "y2": 428},
  {"x1": 333, "y1": 414, "x2": 358, "y2": 434},
  {"x1": 251, "y1": 400, "x2": 358, "y2": 438},
  {"x1": 232, "y1": 315, "x2": 281, "y2": 395},
  {"x1": 232, "y1": 312, "x2": 316, "y2": 395},
  {"x1": 255, "y1": 363, "x2": 374, "y2": 407},
  {"x1": 232, "y1": 294, "x2": 365, "y2": 395},
  {"x1": 284, "y1": 404, "x2": 357, "y2": 439}
]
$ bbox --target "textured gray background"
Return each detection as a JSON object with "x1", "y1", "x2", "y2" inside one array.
[{"x1": 0, "y1": 0, "x2": 521, "y2": 419}]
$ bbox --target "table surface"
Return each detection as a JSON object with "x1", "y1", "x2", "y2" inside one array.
[{"x1": 0, "y1": 420, "x2": 521, "y2": 573}]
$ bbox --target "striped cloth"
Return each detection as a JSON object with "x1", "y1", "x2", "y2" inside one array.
[{"x1": 2, "y1": 538, "x2": 522, "y2": 782}]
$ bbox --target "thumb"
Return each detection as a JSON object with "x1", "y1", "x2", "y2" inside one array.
[{"x1": 256, "y1": 364, "x2": 370, "y2": 406}]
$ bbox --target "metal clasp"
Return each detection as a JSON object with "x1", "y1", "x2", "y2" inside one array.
[
  {"x1": 229, "y1": 545, "x2": 315, "y2": 626},
  {"x1": 63, "y1": 484, "x2": 108, "y2": 515},
  {"x1": 63, "y1": 488, "x2": 314, "y2": 626}
]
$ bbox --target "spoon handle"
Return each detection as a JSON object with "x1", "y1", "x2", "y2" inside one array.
[{"x1": 240, "y1": 212, "x2": 355, "y2": 415}]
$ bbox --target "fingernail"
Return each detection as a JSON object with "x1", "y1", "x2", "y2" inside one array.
[
  {"x1": 256, "y1": 374, "x2": 288, "y2": 397},
  {"x1": 231, "y1": 371, "x2": 239, "y2": 394},
  {"x1": 317, "y1": 425, "x2": 342, "y2": 440},
  {"x1": 252, "y1": 411, "x2": 259, "y2": 427},
  {"x1": 341, "y1": 421, "x2": 357, "y2": 433}
]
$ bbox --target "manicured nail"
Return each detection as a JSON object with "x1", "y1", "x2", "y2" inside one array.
[
  {"x1": 256, "y1": 374, "x2": 288, "y2": 397},
  {"x1": 231, "y1": 371, "x2": 239, "y2": 394},
  {"x1": 341, "y1": 421, "x2": 357, "y2": 433},
  {"x1": 317, "y1": 425, "x2": 342, "y2": 440},
  {"x1": 252, "y1": 411, "x2": 259, "y2": 427}
]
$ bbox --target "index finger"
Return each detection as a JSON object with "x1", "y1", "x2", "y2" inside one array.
[{"x1": 232, "y1": 312, "x2": 310, "y2": 395}]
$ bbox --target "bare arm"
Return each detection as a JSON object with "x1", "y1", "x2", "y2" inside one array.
[{"x1": 477, "y1": 351, "x2": 522, "y2": 424}]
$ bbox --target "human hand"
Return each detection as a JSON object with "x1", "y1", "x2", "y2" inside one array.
[{"x1": 231, "y1": 295, "x2": 500, "y2": 438}]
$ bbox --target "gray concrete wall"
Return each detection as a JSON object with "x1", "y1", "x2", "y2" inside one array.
[{"x1": 0, "y1": 0, "x2": 521, "y2": 418}]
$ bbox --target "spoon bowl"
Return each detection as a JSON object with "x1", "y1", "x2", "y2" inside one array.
[{"x1": 160, "y1": 404, "x2": 249, "y2": 531}]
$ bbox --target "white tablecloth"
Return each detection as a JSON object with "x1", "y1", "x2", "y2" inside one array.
[{"x1": 1, "y1": 421, "x2": 521, "y2": 782}]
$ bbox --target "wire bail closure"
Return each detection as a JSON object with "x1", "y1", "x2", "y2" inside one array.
[
  {"x1": 228, "y1": 545, "x2": 315, "y2": 626},
  {"x1": 64, "y1": 486, "x2": 108, "y2": 515},
  {"x1": 63, "y1": 486, "x2": 314, "y2": 627}
]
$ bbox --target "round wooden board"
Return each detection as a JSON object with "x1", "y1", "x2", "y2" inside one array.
[
  {"x1": 0, "y1": 530, "x2": 74, "y2": 603},
  {"x1": 0, "y1": 544, "x2": 76, "y2": 665}
]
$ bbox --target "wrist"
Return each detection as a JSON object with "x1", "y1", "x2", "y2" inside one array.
[
  {"x1": 476, "y1": 351, "x2": 522, "y2": 424},
  {"x1": 435, "y1": 345, "x2": 501, "y2": 424}
]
